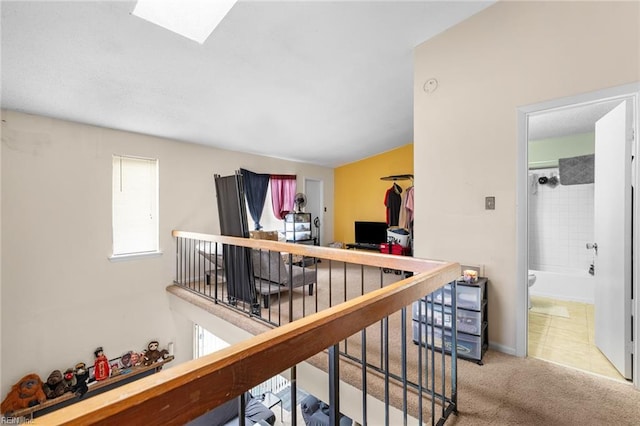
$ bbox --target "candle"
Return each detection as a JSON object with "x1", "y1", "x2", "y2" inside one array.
[{"x1": 463, "y1": 270, "x2": 478, "y2": 283}]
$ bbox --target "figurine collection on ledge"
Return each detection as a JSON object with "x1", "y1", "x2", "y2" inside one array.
[{"x1": 1, "y1": 340, "x2": 172, "y2": 417}]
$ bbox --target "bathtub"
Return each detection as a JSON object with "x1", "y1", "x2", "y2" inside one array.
[{"x1": 529, "y1": 268, "x2": 595, "y2": 304}]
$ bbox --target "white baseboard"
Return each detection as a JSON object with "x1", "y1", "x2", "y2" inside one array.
[{"x1": 489, "y1": 341, "x2": 516, "y2": 356}]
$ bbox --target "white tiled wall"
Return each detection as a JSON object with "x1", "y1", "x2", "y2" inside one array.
[{"x1": 528, "y1": 168, "x2": 594, "y2": 273}]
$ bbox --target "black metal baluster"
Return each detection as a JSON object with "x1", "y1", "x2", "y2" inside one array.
[
  {"x1": 214, "y1": 242, "x2": 220, "y2": 303},
  {"x1": 384, "y1": 315, "x2": 389, "y2": 426},
  {"x1": 401, "y1": 306, "x2": 407, "y2": 426},
  {"x1": 430, "y1": 292, "x2": 436, "y2": 426},
  {"x1": 329, "y1": 344, "x2": 340, "y2": 426},
  {"x1": 197, "y1": 239, "x2": 202, "y2": 294},
  {"x1": 188, "y1": 238, "x2": 191, "y2": 289},
  {"x1": 291, "y1": 366, "x2": 297, "y2": 426},
  {"x1": 288, "y1": 253, "x2": 294, "y2": 323},
  {"x1": 343, "y1": 261, "x2": 348, "y2": 354},
  {"x1": 361, "y1": 328, "x2": 368, "y2": 426},
  {"x1": 238, "y1": 393, "x2": 246, "y2": 425},
  {"x1": 175, "y1": 236, "x2": 179, "y2": 284},
  {"x1": 314, "y1": 256, "x2": 319, "y2": 314},
  {"x1": 450, "y1": 280, "x2": 458, "y2": 415},
  {"x1": 380, "y1": 267, "x2": 384, "y2": 370},
  {"x1": 417, "y1": 296, "x2": 424, "y2": 425}
]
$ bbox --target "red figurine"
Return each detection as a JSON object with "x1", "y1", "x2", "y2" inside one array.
[{"x1": 93, "y1": 346, "x2": 110, "y2": 381}]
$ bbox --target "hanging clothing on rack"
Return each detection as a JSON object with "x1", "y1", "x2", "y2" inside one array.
[
  {"x1": 384, "y1": 184, "x2": 402, "y2": 226},
  {"x1": 398, "y1": 188, "x2": 408, "y2": 229},
  {"x1": 404, "y1": 185, "x2": 414, "y2": 230}
]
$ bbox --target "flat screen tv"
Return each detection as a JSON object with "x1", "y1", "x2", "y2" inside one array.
[{"x1": 355, "y1": 221, "x2": 388, "y2": 245}]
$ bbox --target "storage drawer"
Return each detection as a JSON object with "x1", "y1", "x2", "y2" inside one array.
[
  {"x1": 412, "y1": 301, "x2": 453, "y2": 327},
  {"x1": 426, "y1": 279, "x2": 486, "y2": 311},
  {"x1": 285, "y1": 222, "x2": 311, "y2": 232},
  {"x1": 412, "y1": 301, "x2": 482, "y2": 335},
  {"x1": 457, "y1": 308, "x2": 483, "y2": 335},
  {"x1": 411, "y1": 321, "x2": 483, "y2": 360},
  {"x1": 285, "y1": 230, "x2": 311, "y2": 241},
  {"x1": 285, "y1": 213, "x2": 311, "y2": 223}
]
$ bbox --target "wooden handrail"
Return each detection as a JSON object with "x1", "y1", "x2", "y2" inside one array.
[
  {"x1": 36, "y1": 233, "x2": 459, "y2": 425},
  {"x1": 172, "y1": 230, "x2": 448, "y2": 273}
]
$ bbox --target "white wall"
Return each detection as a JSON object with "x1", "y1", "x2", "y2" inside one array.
[
  {"x1": 0, "y1": 110, "x2": 334, "y2": 397},
  {"x1": 529, "y1": 170, "x2": 594, "y2": 274},
  {"x1": 413, "y1": 1, "x2": 639, "y2": 353}
]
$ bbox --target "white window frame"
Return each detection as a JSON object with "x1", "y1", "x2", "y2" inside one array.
[{"x1": 110, "y1": 155, "x2": 161, "y2": 261}]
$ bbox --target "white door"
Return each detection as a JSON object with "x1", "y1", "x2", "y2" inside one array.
[{"x1": 594, "y1": 100, "x2": 633, "y2": 379}]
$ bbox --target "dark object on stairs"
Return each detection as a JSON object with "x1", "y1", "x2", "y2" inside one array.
[
  {"x1": 186, "y1": 392, "x2": 275, "y2": 426},
  {"x1": 300, "y1": 395, "x2": 352, "y2": 426}
]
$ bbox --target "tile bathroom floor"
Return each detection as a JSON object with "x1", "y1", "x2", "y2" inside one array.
[{"x1": 528, "y1": 295, "x2": 626, "y2": 382}]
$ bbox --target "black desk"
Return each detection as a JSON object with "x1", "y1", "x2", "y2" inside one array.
[{"x1": 345, "y1": 242, "x2": 381, "y2": 251}]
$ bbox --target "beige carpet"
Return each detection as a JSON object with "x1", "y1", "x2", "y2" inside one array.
[
  {"x1": 449, "y1": 350, "x2": 639, "y2": 425},
  {"x1": 169, "y1": 261, "x2": 640, "y2": 425}
]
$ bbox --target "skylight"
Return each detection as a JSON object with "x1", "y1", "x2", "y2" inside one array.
[{"x1": 132, "y1": 0, "x2": 237, "y2": 44}]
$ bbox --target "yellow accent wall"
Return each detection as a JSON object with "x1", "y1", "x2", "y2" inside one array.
[{"x1": 334, "y1": 144, "x2": 413, "y2": 244}]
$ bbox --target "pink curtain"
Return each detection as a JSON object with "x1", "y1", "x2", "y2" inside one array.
[{"x1": 270, "y1": 174, "x2": 297, "y2": 219}]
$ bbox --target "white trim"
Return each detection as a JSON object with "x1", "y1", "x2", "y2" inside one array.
[
  {"x1": 516, "y1": 82, "x2": 640, "y2": 388},
  {"x1": 108, "y1": 250, "x2": 163, "y2": 262},
  {"x1": 632, "y1": 92, "x2": 640, "y2": 388},
  {"x1": 516, "y1": 108, "x2": 529, "y2": 358},
  {"x1": 489, "y1": 342, "x2": 516, "y2": 356}
]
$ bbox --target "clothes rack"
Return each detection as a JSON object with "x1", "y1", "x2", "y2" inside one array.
[
  {"x1": 380, "y1": 174, "x2": 414, "y2": 255},
  {"x1": 380, "y1": 174, "x2": 414, "y2": 181}
]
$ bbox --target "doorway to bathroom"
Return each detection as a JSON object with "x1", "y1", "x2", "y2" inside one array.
[{"x1": 516, "y1": 84, "x2": 639, "y2": 385}]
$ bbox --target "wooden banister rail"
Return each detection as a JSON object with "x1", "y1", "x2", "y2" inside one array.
[
  {"x1": 172, "y1": 230, "x2": 447, "y2": 273},
  {"x1": 37, "y1": 233, "x2": 459, "y2": 425}
]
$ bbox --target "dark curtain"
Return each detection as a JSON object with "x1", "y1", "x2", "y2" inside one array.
[
  {"x1": 240, "y1": 168, "x2": 270, "y2": 230},
  {"x1": 214, "y1": 173, "x2": 256, "y2": 306}
]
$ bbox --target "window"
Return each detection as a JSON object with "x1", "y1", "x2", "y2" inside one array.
[
  {"x1": 194, "y1": 324, "x2": 229, "y2": 358},
  {"x1": 112, "y1": 155, "x2": 159, "y2": 258},
  {"x1": 193, "y1": 324, "x2": 289, "y2": 395}
]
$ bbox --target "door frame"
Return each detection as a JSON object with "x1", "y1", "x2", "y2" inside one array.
[{"x1": 515, "y1": 82, "x2": 640, "y2": 387}]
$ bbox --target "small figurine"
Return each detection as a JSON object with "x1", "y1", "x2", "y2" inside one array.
[
  {"x1": 73, "y1": 362, "x2": 90, "y2": 397},
  {"x1": 110, "y1": 363, "x2": 121, "y2": 377},
  {"x1": 120, "y1": 351, "x2": 133, "y2": 369},
  {"x1": 42, "y1": 370, "x2": 66, "y2": 399},
  {"x1": 130, "y1": 351, "x2": 143, "y2": 367},
  {"x1": 62, "y1": 368, "x2": 77, "y2": 393},
  {"x1": 93, "y1": 347, "x2": 110, "y2": 381},
  {"x1": 143, "y1": 341, "x2": 169, "y2": 366},
  {"x1": 1, "y1": 373, "x2": 47, "y2": 415}
]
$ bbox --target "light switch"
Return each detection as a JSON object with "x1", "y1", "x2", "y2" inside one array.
[{"x1": 485, "y1": 196, "x2": 495, "y2": 210}]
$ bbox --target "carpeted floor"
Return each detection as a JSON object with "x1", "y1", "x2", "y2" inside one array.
[
  {"x1": 169, "y1": 260, "x2": 640, "y2": 425},
  {"x1": 447, "y1": 349, "x2": 639, "y2": 425}
]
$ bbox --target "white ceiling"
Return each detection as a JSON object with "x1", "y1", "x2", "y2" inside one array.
[
  {"x1": 528, "y1": 100, "x2": 622, "y2": 141},
  {"x1": 1, "y1": 0, "x2": 495, "y2": 168}
]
